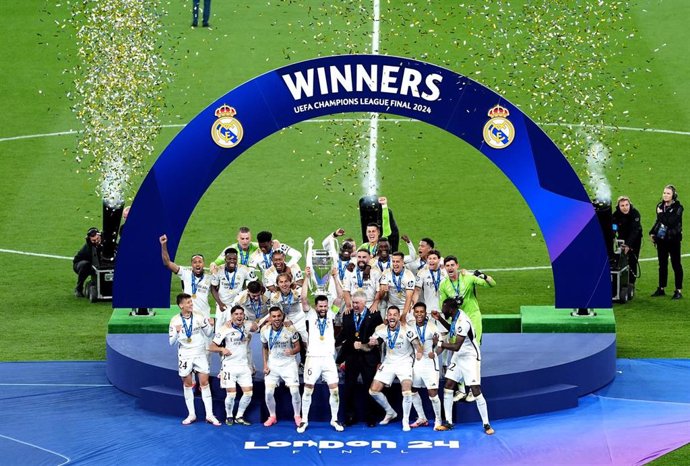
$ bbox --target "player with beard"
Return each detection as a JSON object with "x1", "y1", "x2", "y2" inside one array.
[
  {"x1": 232, "y1": 280, "x2": 270, "y2": 321},
  {"x1": 260, "y1": 306, "x2": 302, "y2": 427},
  {"x1": 270, "y1": 273, "x2": 308, "y2": 365},
  {"x1": 366, "y1": 306, "x2": 424, "y2": 431},
  {"x1": 160, "y1": 234, "x2": 213, "y2": 322},
  {"x1": 296, "y1": 267, "x2": 345, "y2": 433},
  {"x1": 372, "y1": 237, "x2": 392, "y2": 274}
]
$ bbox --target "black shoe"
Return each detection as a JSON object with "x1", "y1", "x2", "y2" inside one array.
[
  {"x1": 192, "y1": 22, "x2": 198, "y2": 27},
  {"x1": 484, "y1": 423, "x2": 495, "y2": 435},
  {"x1": 234, "y1": 417, "x2": 251, "y2": 426},
  {"x1": 672, "y1": 290, "x2": 683, "y2": 300},
  {"x1": 651, "y1": 287, "x2": 665, "y2": 297},
  {"x1": 74, "y1": 286, "x2": 85, "y2": 298},
  {"x1": 202, "y1": 22, "x2": 209, "y2": 27},
  {"x1": 344, "y1": 417, "x2": 356, "y2": 427}
]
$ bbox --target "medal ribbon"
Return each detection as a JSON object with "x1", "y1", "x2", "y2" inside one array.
[
  {"x1": 450, "y1": 277, "x2": 463, "y2": 298},
  {"x1": 431, "y1": 269, "x2": 441, "y2": 292},
  {"x1": 224, "y1": 268, "x2": 237, "y2": 290},
  {"x1": 232, "y1": 323, "x2": 245, "y2": 341},
  {"x1": 191, "y1": 273, "x2": 204, "y2": 296},
  {"x1": 238, "y1": 249, "x2": 249, "y2": 265},
  {"x1": 317, "y1": 316, "x2": 328, "y2": 339},
  {"x1": 356, "y1": 268, "x2": 364, "y2": 288},
  {"x1": 249, "y1": 296, "x2": 261, "y2": 316},
  {"x1": 281, "y1": 292, "x2": 293, "y2": 306},
  {"x1": 262, "y1": 248, "x2": 273, "y2": 269},
  {"x1": 449, "y1": 311, "x2": 461, "y2": 338},
  {"x1": 338, "y1": 259, "x2": 347, "y2": 280},
  {"x1": 419, "y1": 259, "x2": 426, "y2": 270},
  {"x1": 387, "y1": 325, "x2": 400, "y2": 350},
  {"x1": 268, "y1": 327, "x2": 283, "y2": 350},
  {"x1": 354, "y1": 310, "x2": 367, "y2": 335},
  {"x1": 392, "y1": 270, "x2": 404, "y2": 293},
  {"x1": 378, "y1": 258, "x2": 391, "y2": 272},
  {"x1": 416, "y1": 320, "x2": 427, "y2": 344},
  {"x1": 181, "y1": 313, "x2": 193, "y2": 340}
]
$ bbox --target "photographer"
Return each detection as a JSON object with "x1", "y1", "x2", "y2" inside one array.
[
  {"x1": 649, "y1": 185, "x2": 683, "y2": 300},
  {"x1": 72, "y1": 227, "x2": 102, "y2": 297},
  {"x1": 612, "y1": 196, "x2": 643, "y2": 292}
]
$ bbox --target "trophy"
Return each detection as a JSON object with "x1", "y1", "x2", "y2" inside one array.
[{"x1": 304, "y1": 237, "x2": 334, "y2": 293}]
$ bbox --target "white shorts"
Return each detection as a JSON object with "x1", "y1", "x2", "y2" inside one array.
[
  {"x1": 265, "y1": 361, "x2": 300, "y2": 387},
  {"x1": 445, "y1": 356, "x2": 481, "y2": 386},
  {"x1": 178, "y1": 354, "x2": 210, "y2": 377},
  {"x1": 374, "y1": 361, "x2": 413, "y2": 386},
  {"x1": 219, "y1": 364, "x2": 253, "y2": 389},
  {"x1": 304, "y1": 356, "x2": 339, "y2": 385},
  {"x1": 412, "y1": 359, "x2": 440, "y2": 389}
]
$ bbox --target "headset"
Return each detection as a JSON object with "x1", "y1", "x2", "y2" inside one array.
[
  {"x1": 665, "y1": 184, "x2": 678, "y2": 201},
  {"x1": 86, "y1": 227, "x2": 100, "y2": 239}
]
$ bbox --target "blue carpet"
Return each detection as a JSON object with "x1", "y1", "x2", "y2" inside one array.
[{"x1": 0, "y1": 359, "x2": 689, "y2": 465}]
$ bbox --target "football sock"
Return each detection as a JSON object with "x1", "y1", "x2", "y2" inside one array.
[
  {"x1": 265, "y1": 385, "x2": 277, "y2": 417},
  {"x1": 411, "y1": 391, "x2": 425, "y2": 419},
  {"x1": 183, "y1": 385, "x2": 195, "y2": 417},
  {"x1": 237, "y1": 391, "x2": 252, "y2": 418},
  {"x1": 224, "y1": 392, "x2": 236, "y2": 418},
  {"x1": 329, "y1": 387, "x2": 340, "y2": 421},
  {"x1": 289, "y1": 385, "x2": 302, "y2": 417},
  {"x1": 301, "y1": 386, "x2": 314, "y2": 421},
  {"x1": 444, "y1": 388, "x2": 455, "y2": 424},
  {"x1": 369, "y1": 389, "x2": 393, "y2": 413},
  {"x1": 429, "y1": 394, "x2": 442, "y2": 424},
  {"x1": 201, "y1": 385, "x2": 214, "y2": 418},
  {"x1": 402, "y1": 391, "x2": 413, "y2": 424},
  {"x1": 475, "y1": 393, "x2": 490, "y2": 425}
]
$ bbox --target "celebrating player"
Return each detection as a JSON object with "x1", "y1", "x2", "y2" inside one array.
[
  {"x1": 160, "y1": 234, "x2": 213, "y2": 321},
  {"x1": 260, "y1": 307, "x2": 302, "y2": 427},
  {"x1": 438, "y1": 255, "x2": 495, "y2": 343},
  {"x1": 249, "y1": 231, "x2": 302, "y2": 275},
  {"x1": 211, "y1": 247, "x2": 256, "y2": 327},
  {"x1": 296, "y1": 268, "x2": 345, "y2": 433},
  {"x1": 378, "y1": 251, "x2": 416, "y2": 322},
  {"x1": 168, "y1": 293, "x2": 220, "y2": 426},
  {"x1": 436, "y1": 297, "x2": 494, "y2": 435},
  {"x1": 342, "y1": 248, "x2": 381, "y2": 312},
  {"x1": 367, "y1": 306, "x2": 424, "y2": 431},
  {"x1": 412, "y1": 249, "x2": 447, "y2": 314},
  {"x1": 213, "y1": 226, "x2": 259, "y2": 267},
  {"x1": 209, "y1": 305, "x2": 259, "y2": 426},
  {"x1": 263, "y1": 250, "x2": 304, "y2": 293}
]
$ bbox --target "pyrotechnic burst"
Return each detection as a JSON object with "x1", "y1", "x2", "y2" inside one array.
[{"x1": 66, "y1": 0, "x2": 172, "y2": 207}]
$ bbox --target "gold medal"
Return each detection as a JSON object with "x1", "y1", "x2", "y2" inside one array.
[
  {"x1": 320, "y1": 336, "x2": 325, "y2": 341},
  {"x1": 186, "y1": 338, "x2": 192, "y2": 343},
  {"x1": 354, "y1": 332, "x2": 359, "y2": 338},
  {"x1": 192, "y1": 293, "x2": 196, "y2": 299}
]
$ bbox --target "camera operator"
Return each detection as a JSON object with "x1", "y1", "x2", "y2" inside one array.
[
  {"x1": 649, "y1": 185, "x2": 683, "y2": 300},
  {"x1": 72, "y1": 227, "x2": 102, "y2": 297},
  {"x1": 612, "y1": 196, "x2": 642, "y2": 293}
]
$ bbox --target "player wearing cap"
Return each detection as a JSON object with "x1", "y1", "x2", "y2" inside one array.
[
  {"x1": 168, "y1": 293, "x2": 220, "y2": 426},
  {"x1": 260, "y1": 306, "x2": 302, "y2": 427},
  {"x1": 366, "y1": 306, "x2": 424, "y2": 431},
  {"x1": 209, "y1": 305, "x2": 260, "y2": 426}
]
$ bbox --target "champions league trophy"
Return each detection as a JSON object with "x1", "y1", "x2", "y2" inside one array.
[{"x1": 304, "y1": 237, "x2": 334, "y2": 294}]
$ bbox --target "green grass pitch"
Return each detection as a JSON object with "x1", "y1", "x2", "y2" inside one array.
[{"x1": 1, "y1": 1, "x2": 688, "y2": 463}]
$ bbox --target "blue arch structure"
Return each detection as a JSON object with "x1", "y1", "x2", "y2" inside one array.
[{"x1": 114, "y1": 55, "x2": 611, "y2": 309}]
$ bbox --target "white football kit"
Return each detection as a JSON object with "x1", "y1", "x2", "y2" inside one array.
[
  {"x1": 213, "y1": 321, "x2": 255, "y2": 388},
  {"x1": 260, "y1": 325, "x2": 300, "y2": 386},
  {"x1": 411, "y1": 318, "x2": 447, "y2": 390},
  {"x1": 303, "y1": 307, "x2": 339, "y2": 385},
  {"x1": 372, "y1": 324, "x2": 418, "y2": 385},
  {"x1": 176, "y1": 268, "x2": 213, "y2": 319},
  {"x1": 445, "y1": 310, "x2": 482, "y2": 386},
  {"x1": 169, "y1": 312, "x2": 213, "y2": 376}
]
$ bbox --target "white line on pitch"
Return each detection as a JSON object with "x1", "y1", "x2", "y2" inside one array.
[
  {"x1": 0, "y1": 248, "x2": 71, "y2": 260},
  {"x1": 2, "y1": 121, "x2": 690, "y2": 142},
  {"x1": 0, "y1": 246, "x2": 687, "y2": 272},
  {"x1": 0, "y1": 433, "x2": 71, "y2": 466}
]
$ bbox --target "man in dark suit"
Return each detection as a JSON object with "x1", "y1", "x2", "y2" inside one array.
[{"x1": 335, "y1": 290, "x2": 384, "y2": 426}]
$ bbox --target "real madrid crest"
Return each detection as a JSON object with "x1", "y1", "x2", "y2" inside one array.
[
  {"x1": 211, "y1": 104, "x2": 244, "y2": 148},
  {"x1": 482, "y1": 105, "x2": 514, "y2": 149}
]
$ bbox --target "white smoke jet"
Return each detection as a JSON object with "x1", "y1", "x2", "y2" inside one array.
[{"x1": 584, "y1": 135, "x2": 612, "y2": 203}]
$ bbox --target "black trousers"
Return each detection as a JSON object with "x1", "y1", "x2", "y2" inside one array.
[
  {"x1": 342, "y1": 355, "x2": 381, "y2": 424},
  {"x1": 627, "y1": 251, "x2": 640, "y2": 284},
  {"x1": 657, "y1": 240, "x2": 683, "y2": 290},
  {"x1": 73, "y1": 260, "x2": 93, "y2": 289}
]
